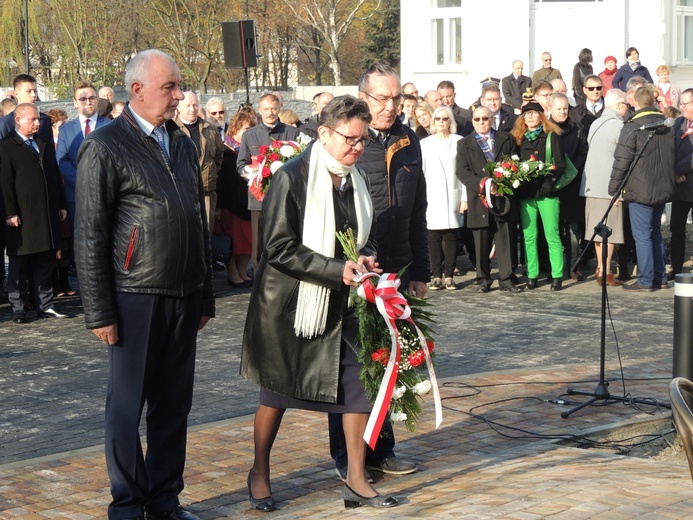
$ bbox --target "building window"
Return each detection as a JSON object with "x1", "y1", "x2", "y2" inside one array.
[
  {"x1": 435, "y1": 0, "x2": 461, "y2": 6},
  {"x1": 432, "y1": 16, "x2": 461, "y2": 66},
  {"x1": 677, "y1": 0, "x2": 693, "y2": 63}
]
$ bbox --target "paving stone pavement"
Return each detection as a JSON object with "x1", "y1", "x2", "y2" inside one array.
[{"x1": 1, "y1": 260, "x2": 692, "y2": 518}]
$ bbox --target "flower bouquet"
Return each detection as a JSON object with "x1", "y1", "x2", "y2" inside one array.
[
  {"x1": 485, "y1": 154, "x2": 553, "y2": 196},
  {"x1": 337, "y1": 229, "x2": 442, "y2": 445},
  {"x1": 243, "y1": 134, "x2": 312, "y2": 201}
]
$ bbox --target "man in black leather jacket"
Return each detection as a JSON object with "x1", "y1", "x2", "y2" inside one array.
[{"x1": 74, "y1": 50, "x2": 214, "y2": 520}]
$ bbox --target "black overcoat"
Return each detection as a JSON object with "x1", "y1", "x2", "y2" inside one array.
[{"x1": 0, "y1": 132, "x2": 65, "y2": 256}]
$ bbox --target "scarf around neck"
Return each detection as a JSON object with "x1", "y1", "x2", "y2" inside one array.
[
  {"x1": 293, "y1": 140, "x2": 373, "y2": 339},
  {"x1": 524, "y1": 125, "x2": 543, "y2": 142}
]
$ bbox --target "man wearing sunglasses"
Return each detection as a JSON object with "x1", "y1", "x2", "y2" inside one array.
[
  {"x1": 206, "y1": 97, "x2": 228, "y2": 141},
  {"x1": 532, "y1": 52, "x2": 563, "y2": 87},
  {"x1": 569, "y1": 75, "x2": 604, "y2": 133}
]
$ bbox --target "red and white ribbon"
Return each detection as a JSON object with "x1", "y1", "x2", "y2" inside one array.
[
  {"x1": 479, "y1": 178, "x2": 494, "y2": 209},
  {"x1": 355, "y1": 272, "x2": 443, "y2": 449}
]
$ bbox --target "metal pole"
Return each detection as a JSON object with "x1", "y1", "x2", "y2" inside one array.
[
  {"x1": 674, "y1": 273, "x2": 693, "y2": 380},
  {"x1": 24, "y1": 0, "x2": 29, "y2": 73}
]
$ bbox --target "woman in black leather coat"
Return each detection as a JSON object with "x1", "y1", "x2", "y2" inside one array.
[{"x1": 241, "y1": 96, "x2": 398, "y2": 511}]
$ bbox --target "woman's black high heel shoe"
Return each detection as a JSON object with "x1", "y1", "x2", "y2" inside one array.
[
  {"x1": 247, "y1": 471, "x2": 277, "y2": 512},
  {"x1": 342, "y1": 483, "x2": 398, "y2": 509}
]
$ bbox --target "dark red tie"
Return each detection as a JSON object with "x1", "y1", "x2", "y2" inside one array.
[{"x1": 85, "y1": 119, "x2": 91, "y2": 136}]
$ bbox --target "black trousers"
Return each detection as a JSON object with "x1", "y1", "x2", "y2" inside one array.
[
  {"x1": 428, "y1": 228, "x2": 458, "y2": 278},
  {"x1": 472, "y1": 218, "x2": 515, "y2": 287},
  {"x1": 7, "y1": 250, "x2": 54, "y2": 313},
  {"x1": 670, "y1": 200, "x2": 693, "y2": 275},
  {"x1": 328, "y1": 413, "x2": 396, "y2": 469},
  {"x1": 105, "y1": 291, "x2": 202, "y2": 519}
]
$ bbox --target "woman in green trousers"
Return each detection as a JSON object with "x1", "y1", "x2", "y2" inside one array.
[{"x1": 511, "y1": 101, "x2": 566, "y2": 291}]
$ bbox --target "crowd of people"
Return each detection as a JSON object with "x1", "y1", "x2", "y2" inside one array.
[{"x1": 0, "y1": 44, "x2": 691, "y2": 518}]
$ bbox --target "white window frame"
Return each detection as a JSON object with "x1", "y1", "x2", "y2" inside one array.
[
  {"x1": 430, "y1": 2, "x2": 462, "y2": 67},
  {"x1": 675, "y1": 1, "x2": 693, "y2": 64}
]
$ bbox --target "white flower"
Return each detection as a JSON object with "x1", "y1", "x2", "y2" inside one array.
[
  {"x1": 297, "y1": 133, "x2": 312, "y2": 146},
  {"x1": 511, "y1": 154, "x2": 519, "y2": 161},
  {"x1": 270, "y1": 160, "x2": 284, "y2": 174},
  {"x1": 512, "y1": 180, "x2": 520, "y2": 189},
  {"x1": 503, "y1": 171, "x2": 511, "y2": 178},
  {"x1": 392, "y1": 385, "x2": 407, "y2": 400},
  {"x1": 412, "y1": 380, "x2": 432, "y2": 396},
  {"x1": 537, "y1": 162, "x2": 544, "y2": 171},
  {"x1": 243, "y1": 165, "x2": 261, "y2": 181},
  {"x1": 522, "y1": 163, "x2": 530, "y2": 172},
  {"x1": 390, "y1": 411, "x2": 408, "y2": 422},
  {"x1": 279, "y1": 144, "x2": 297, "y2": 158}
]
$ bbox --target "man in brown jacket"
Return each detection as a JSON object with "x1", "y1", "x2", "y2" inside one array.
[{"x1": 175, "y1": 91, "x2": 224, "y2": 233}]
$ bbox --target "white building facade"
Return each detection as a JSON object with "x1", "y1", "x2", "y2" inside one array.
[{"x1": 401, "y1": 0, "x2": 693, "y2": 102}]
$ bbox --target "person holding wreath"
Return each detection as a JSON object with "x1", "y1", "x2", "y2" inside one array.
[{"x1": 240, "y1": 95, "x2": 399, "y2": 511}]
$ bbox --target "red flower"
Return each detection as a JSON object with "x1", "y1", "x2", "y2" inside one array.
[
  {"x1": 256, "y1": 154, "x2": 266, "y2": 164},
  {"x1": 268, "y1": 152, "x2": 281, "y2": 162},
  {"x1": 510, "y1": 164, "x2": 518, "y2": 172},
  {"x1": 271, "y1": 140, "x2": 283, "y2": 149},
  {"x1": 261, "y1": 166, "x2": 272, "y2": 178},
  {"x1": 258, "y1": 145, "x2": 269, "y2": 155},
  {"x1": 371, "y1": 348, "x2": 390, "y2": 366},
  {"x1": 426, "y1": 340, "x2": 435, "y2": 353},
  {"x1": 530, "y1": 154, "x2": 537, "y2": 161},
  {"x1": 501, "y1": 161, "x2": 512, "y2": 169},
  {"x1": 494, "y1": 171, "x2": 503, "y2": 179},
  {"x1": 408, "y1": 350, "x2": 425, "y2": 367}
]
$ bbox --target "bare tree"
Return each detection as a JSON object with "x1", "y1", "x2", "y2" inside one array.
[{"x1": 282, "y1": 0, "x2": 381, "y2": 86}]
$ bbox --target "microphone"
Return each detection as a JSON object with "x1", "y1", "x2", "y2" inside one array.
[{"x1": 638, "y1": 117, "x2": 676, "y2": 131}]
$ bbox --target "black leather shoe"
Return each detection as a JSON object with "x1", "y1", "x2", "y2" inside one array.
[
  {"x1": 550, "y1": 279, "x2": 563, "y2": 291},
  {"x1": 526, "y1": 278, "x2": 538, "y2": 290},
  {"x1": 145, "y1": 505, "x2": 199, "y2": 520},
  {"x1": 366, "y1": 456, "x2": 416, "y2": 475},
  {"x1": 13, "y1": 311, "x2": 27, "y2": 323},
  {"x1": 343, "y1": 483, "x2": 398, "y2": 509},
  {"x1": 247, "y1": 471, "x2": 276, "y2": 512},
  {"x1": 476, "y1": 284, "x2": 491, "y2": 293},
  {"x1": 500, "y1": 284, "x2": 522, "y2": 293}
]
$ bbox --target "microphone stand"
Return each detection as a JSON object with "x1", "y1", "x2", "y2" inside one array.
[{"x1": 562, "y1": 127, "x2": 669, "y2": 418}]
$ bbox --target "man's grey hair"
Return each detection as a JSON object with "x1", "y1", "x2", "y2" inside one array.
[
  {"x1": 548, "y1": 92, "x2": 569, "y2": 108},
  {"x1": 205, "y1": 97, "x2": 225, "y2": 110},
  {"x1": 604, "y1": 88, "x2": 627, "y2": 109},
  {"x1": 626, "y1": 75, "x2": 647, "y2": 93},
  {"x1": 358, "y1": 63, "x2": 400, "y2": 93},
  {"x1": 320, "y1": 95, "x2": 371, "y2": 129},
  {"x1": 124, "y1": 49, "x2": 176, "y2": 99},
  {"x1": 473, "y1": 106, "x2": 492, "y2": 119}
]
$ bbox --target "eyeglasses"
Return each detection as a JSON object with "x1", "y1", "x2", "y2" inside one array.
[
  {"x1": 209, "y1": 110, "x2": 226, "y2": 116},
  {"x1": 473, "y1": 117, "x2": 490, "y2": 122},
  {"x1": 543, "y1": 59, "x2": 552, "y2": 62},
  {"x1": 585, "y1": 86, "x2": 603, "y2": 92},
  {"x1": 76, "y1": 96, "x2": 98, "y2": 103},
  {"x1": 332, "y1": 128, "x2": 372, "y2": 147},
  {"x1": 361, "y1": 90, "x2": 403, "y2": 107},
  {"x1": 681, "y1": 100, "x2": 693, "y2": 107},
  {"x1": 434, "y1": 117, "x2": 450, "y2": 122}
]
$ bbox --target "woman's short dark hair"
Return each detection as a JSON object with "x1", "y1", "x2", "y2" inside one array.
[
  {"x1": 227, "y1": 110, "x2": 257, "y2": 138},
  {"x1": 579, "y1": 48, "x2": 593, "y2": 65},
  {"x1": 320, "y1": 95, "x2": 372, "y2": 129},
  {"x1": 626, "y1": 47, "x2": 639, "y2": 59}
]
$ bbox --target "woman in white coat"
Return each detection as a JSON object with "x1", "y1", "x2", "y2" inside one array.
[{"x1": 421, "y1": 105, "x2": 466, "y2": 290}]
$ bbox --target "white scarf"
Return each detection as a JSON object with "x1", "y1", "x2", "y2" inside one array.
[{"x1": 293, "y1": 140, "x2": 373, "y2": 338}]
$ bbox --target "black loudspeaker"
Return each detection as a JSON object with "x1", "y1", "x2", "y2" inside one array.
[{"x1": 222, "y1": 20, "x2": 258, "y2": 69}]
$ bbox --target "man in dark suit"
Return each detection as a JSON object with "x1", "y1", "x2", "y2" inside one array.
[
  {"x1": 75, "y1": 49, "x2": 214, "y2": 520},
  {"x1": 0, "y1": 103, "x2": 68, "y2": 323},
  {"x1": 670, "y1": 88, "x2": 693, "y2": 277},
  {"x1": 480, "y1": 84, "x2": 517, "y2": 132},
  {"x1": 502, "y1": 60, "x2": 532, "y2": 112},
  {"x1": 456, "y1": 106, "x2": 520, "y2": 293},
  {"x1": 56, "y1": 80, "x2": 110, "y2": 229},
  {"x1": 569, "y1": 75, "x2": 604, "y2": 133},
  {"x1": 438, "y1": 80, "x2": 472, "y2": 135}
]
